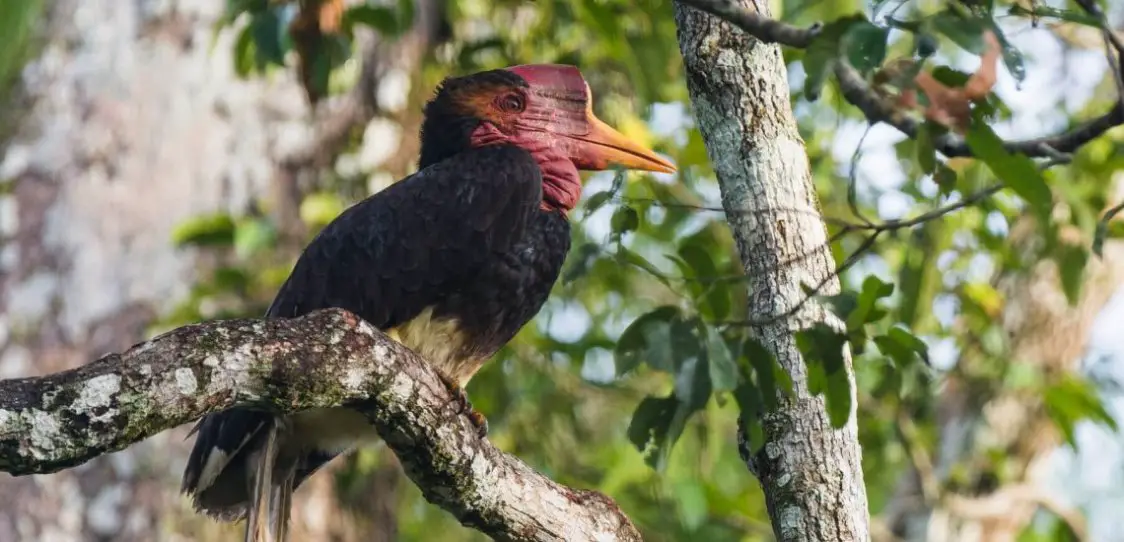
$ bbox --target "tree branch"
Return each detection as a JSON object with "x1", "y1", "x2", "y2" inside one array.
[
  {"x1": 671, "y1": 0, "x2": 820, "y2": 47},
  {"x1": 832, "y1": 61, "x2": 1124, "y2": 158},
  {"x1": 0, "y1": 308, "x2": 641, "y2": 542},
  {"x1": 675, "y1": 0, "x2": 1124, "y2": 159}
]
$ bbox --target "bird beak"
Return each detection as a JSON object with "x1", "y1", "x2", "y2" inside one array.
[{"x1": 568, "y1": 109, "x2": 677, "y2": 174}]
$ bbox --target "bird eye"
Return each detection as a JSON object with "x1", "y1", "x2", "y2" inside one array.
[{"x1": 497, "y1": 93, "x2": 525, "y2": 112}]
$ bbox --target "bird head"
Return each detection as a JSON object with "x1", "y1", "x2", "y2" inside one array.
[{"x1": 419, "y1": 64, "x2": 676, "y2": 211}]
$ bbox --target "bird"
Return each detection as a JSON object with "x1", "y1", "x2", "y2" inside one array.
[{"x1": 179, "y1": 63, "x2": 676, "y2": 541}]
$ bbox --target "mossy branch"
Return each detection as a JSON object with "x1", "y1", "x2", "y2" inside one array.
[{"x1": 0, "y1": 308, "x2": 641, "y2": 542}]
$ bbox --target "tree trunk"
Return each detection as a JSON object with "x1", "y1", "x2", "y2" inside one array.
[
  {"x1": 673, "y1": 2, "x2": 870, "y2": 541},
  {"x1": 0, "y1": 1, "x2": 441, "y2": 540}
]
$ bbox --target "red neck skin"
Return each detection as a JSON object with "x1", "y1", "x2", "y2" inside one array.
[{"x1": 470, "y1": 123, "x2": 582, "y2": 213}]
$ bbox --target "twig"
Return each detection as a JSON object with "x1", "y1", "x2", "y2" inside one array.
[
  {"x1": 0, "y1": 309, "x2": 642, "y2": 542},
  {"x1": 848, "y1": 127, "x2": 877, "y2": 226},
  {"x1": 1075, "y1": 0, "x2": 1124, "y2": 108},
  {"x1": 617, "y1": 196, "x2": 859, "y2": 228},
  {"x1": 719, "y1": 231, "x2": 882, "y2": 327}
]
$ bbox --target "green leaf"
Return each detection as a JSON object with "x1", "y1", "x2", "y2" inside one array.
[
  {"x1": 222, "y1": 0, "x2": 269, "y2": 26},
  {"x1": 1054, "y1": 243, "x2": 1088, "y2": 305},
  {"x1": 621, "y1": 311, "x2": 713, "y2": 470},
  {"x1": 817, "y1": 290, "x2": 859, "y2": 323},
  {"x1": 873, "y1": 326, "x2": 930, "y2": 367},
  {"x1": 300, "y1": 192, "x2": 346, "y2": 228},
  {"x1": 934, "y1": 163, "x2": 958, "y2": 195},
  {"x1": 304, "y1": 33, "x2": 352, "y2": 101},
  {"x1": 233, "y1": 25, "x2": 256, "y2": 78},
  {"x1": 626, "y1": 394, "x2": 687, "y2": 470},
  {"x1": 847, "y1": 275, "x2": 895, "y2": 330},
  {"x1": 211, "y1": 267, "x2": 251, "y2": 292},
  {"x1": 917, "y1": 121, "x2": 937, "y2": 174},
  {"x1": 843, "y1": 20, "x2": 888, "y2": 75},
  {"x1": 733, "y1": 383, "x2": 766, "y2": 453},
  {"x1": 617, "y1": 247, "x2": 672, "y2": 287},
  {"x1": 1043, "y1": 375, "x2": 1118, "y2": 448},
  {"x1": 704, "y1": 326, "x2": 737, "y2": 392},
  {"x1": 673, "y1": 479, "x2": 709, "y2": 532},
  {"x1": 562, "y1": 243, "x2": 600, "y2": 284},
  {"x1": 233, "y1": 218, "x2": 277, "y2": 258},
  {"x1": 614, "y1": 306, "x2": 683, "y2": 375},
  {"x1": 745, "y1": 337, "x2": 792, "y2": 410},
  {"x1": 930, "y1": 9, "x2": 1025, "y2": 81},
  {"x1": 803, "y1": 14, "x2": 868, "y2": 100},
  {"x1": 249, "y1": 9, "x2": 287, "y2": 69},
  {"x1": 396, "y1": 0, "x2": 415, "y2": 31},
  {"x1": 796, "y1": 324, "x2": 852, "y2": 428},
  {"x1": 985, "y1": 20, "x2": 1025, "y2": 82},
  {"x1": 610, "y1": 206, "x2": 640, "y2": 234},
  {"x1": 671, "y1": 319, "x2": 709, "y2": 410},
  {"x1": 965, "y1": 120, "x2": 1052, "y2": 223},
  {"x1": 171, "y1": 213, "x2": 236, "y2": 247},
  {"x1": 1007, "y1": 4, "x2": 1100, "y2": 27},
  {"x1": 342, "y1": 4, "x2": 401, "y2": 36},
  {"x1": 929, "y1": 10, "x2": 990, "y2": 54},
  {"x1": 582, "y1": 191, "x2": 612, "y2": 217}
]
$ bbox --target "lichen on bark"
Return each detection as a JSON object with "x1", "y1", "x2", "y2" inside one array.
[
  {"x1": 0, "y1": 308, "x2": 642, "y2": 542},
  {"x1": 673, "y1": 1, "x2": 870, "y2": 540}
]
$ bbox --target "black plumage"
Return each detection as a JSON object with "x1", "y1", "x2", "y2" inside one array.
[
  {"x1": 179, "y1": 64, "x2": 673, "y2": 540},
  {"x1": 181, "y1": 143, "x2": 569, "y2": 515}
]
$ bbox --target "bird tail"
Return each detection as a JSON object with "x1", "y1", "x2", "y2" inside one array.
[{"x1": 244, "y1": 422, "x2": 296, "y2": 542}]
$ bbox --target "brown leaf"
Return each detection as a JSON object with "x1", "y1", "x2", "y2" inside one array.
[
  {"x1": 317, "y1": 0, "x2": 344, "y2": 33},
  {"x1": 963, "y1": 31, "x2": 1000, "y2": 101},
  {"x1": 895, "y1": 30, "x2": 1002, "y2": 133},
  {"x1": 289, "y1": 0, "x2": 346, "y2": 105}
]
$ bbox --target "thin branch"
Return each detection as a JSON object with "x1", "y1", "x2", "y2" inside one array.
[
  {"x1": 618, "y1": 196, "x2": 858, "y2": 228},
  {"x1": 851, "y1": 184, "x2": 1002, "y2": 232},
  {"x1": 848, "y1": 126, "x2": 878, "y2": 227},
  {"x1": 672, "y1": 0, "x2": 821, "y2": 48},
  {"x1": 0, "y1": 309, "x2": 641, "y2": 542},
  {"x1": 718, "y1": 231, "x2": 882, "y2": 327},
  {"x1": 612, "y1": 179, "x2": 1003, "y2": 294},
  {"x1": 1075, "y1": 0, "x2": 1124, "y2": 113},
  {"x1": 674, "y1": 0, "x2": 1124, "y2": 159},
  {"x1": 833, "y1": 61, "x2": 1124, "y2": 158}
]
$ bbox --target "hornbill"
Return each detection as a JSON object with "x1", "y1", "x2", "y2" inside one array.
[{"x1": 180, "y1": 64, "x2": 675, "y2": 541}]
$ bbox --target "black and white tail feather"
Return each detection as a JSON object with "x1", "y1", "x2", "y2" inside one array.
[{"x1": 181, "y1": 409, "x2": 343, "y2": 542}]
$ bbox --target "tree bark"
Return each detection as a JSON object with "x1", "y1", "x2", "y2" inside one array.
[
  {"x1": 0, "y1": 308, "x2": 642, "y2": 542},
  {"x1": 673, "y1": 1, "x2": 870, "y2": 541},
  {"x1": 0, "y1": 0, "x2": 443, "y2": 539}
]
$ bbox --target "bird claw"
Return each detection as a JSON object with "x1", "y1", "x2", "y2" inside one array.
[{"x1": 437, "y1": 372, "x2": 489, "y2": 439}]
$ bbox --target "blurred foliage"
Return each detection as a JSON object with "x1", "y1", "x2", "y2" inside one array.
[
  {"x1": 146, "y1": 0, "x2": 1124, "y2": 540},
  {"x1": 0, "y1": 0, "x2": 43, "y2": 146}
]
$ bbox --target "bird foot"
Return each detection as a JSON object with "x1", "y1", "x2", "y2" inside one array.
[{"x1": 437, "y1": 372, "x2": 489, "y2": 439}]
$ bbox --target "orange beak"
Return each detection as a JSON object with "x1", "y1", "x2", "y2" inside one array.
[{"x1": 567, "y1": 108, "x2": 677, "y2": 175}]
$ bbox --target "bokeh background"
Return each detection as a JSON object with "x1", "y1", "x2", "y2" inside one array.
[{"x1": 2, "y1": 0, "x2": 1124, "y2": 541}]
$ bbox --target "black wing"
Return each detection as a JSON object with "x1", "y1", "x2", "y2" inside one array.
[{"x1": 181, "y1": 145, "x2": 544, "y2": 516}]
